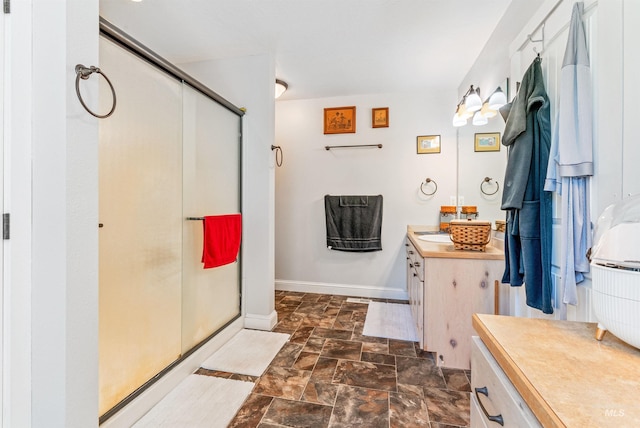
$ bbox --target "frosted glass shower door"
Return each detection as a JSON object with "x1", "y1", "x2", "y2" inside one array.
[
  {"x1": 98, "y1": 38, "x2": 183, "y2": 415},
  {"x1": 181, "y1": 85, "x2": 241, "y2": 352}
]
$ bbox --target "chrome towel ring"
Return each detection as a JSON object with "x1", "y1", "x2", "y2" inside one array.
[
  {"x1": 481, "y1": 177, "x2": 500, "y2": 195},
  {"x1": 75, "y1": 64, "x2": 116, "y2": 119},
  {"x1": 420, "y1": 178, "x2": 438, "y2": 196}
]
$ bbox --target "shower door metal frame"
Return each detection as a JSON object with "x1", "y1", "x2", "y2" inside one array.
[{"x1": 98, "y1": 17, "x2": 244, "y2": 424}]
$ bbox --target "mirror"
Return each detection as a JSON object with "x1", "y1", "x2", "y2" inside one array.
[{"x1": 456, "y1": 80, "x2": 509, "y2": 226}]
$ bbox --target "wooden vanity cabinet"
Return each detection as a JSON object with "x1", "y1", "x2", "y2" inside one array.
[{"x1": 405, "y1": 236, "x2": 502, "y2": 369}]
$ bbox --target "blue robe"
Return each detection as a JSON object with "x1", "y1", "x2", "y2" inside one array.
[
  {"x1": 544, "y1": 2, "x2": 593, "y2": 306},
  {"x1": 501, "y1": 57, "x2": 554, "y2": 314}
]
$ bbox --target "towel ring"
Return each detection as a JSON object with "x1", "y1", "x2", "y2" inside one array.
[
  {"x1": 75, "y1": 64, "x2": 117, "y2": 119},
  {"x1": 271, "y1": 145, "x2": 283, "y2": 167},
  {"x1": 420, "y1": 178, "x2": 438, "y2": 196},
  {"x1": 480, "y1": 177, "x2": 500, "y2": 195}
]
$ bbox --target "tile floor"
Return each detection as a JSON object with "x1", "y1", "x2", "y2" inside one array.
[{"x1": 199, "y1": 290, "x2": 471, "y2": 427}]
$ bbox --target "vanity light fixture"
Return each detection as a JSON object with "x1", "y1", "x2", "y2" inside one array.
[
  {"x1": 479, "y1": 102, "x2": 497, "y2": 119},
  {"x1": 453, "y1": 111, "x2": 467, "y2": 127},
  {"x1": 452, "y1": 95, "x2": 475, "y2": 127},
  {"x1": 464, "y1": 85, "x2": 482, "y2": 113},
  {"x1": 472, "y1": 111, "x2": 488, "y2": 126},
  {"x1": 453, "y1": 82, "x2": 509, "y2": 127},
  {"x1": 275, "y1": 79, "x2": 288, "y2": 99},
  {"x1": 488, "y1": 87, "x2": 507, "y2": 110}
]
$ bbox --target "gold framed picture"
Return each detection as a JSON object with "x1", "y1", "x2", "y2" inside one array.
[
  {"x1": 372, "y1": 107, "x2": 389, "y2": 128},
  {"x1": 416, "y1": 135, "x2": 441, "y2": 154},
  {"x1": 474, "y1": 132, "x2": 501, "y2": 152},
  {"x1": 324, "y1": 106, "x2": 356, "y2": 134}
]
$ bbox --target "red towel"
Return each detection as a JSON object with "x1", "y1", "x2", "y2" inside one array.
[{"x1": 201, "y1": 214, "x2": 242, "y2": 269}]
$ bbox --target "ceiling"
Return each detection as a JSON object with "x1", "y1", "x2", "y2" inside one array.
[{"x1": 99, "y1": 0, "x2": 517, "y2": 101}]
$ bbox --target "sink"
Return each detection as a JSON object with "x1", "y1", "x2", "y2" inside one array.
[{"x1": 417, "y1": 234, "x2": 451, "y2": 243}]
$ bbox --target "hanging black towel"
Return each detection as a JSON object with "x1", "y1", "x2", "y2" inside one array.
[{"x1": 324, "y1": 195, "x2": 383, "y2": 252}]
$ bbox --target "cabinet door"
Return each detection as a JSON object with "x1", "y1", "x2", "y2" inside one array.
[{"x1": 425, "y1": 258, "x2": 499, "y2": 369}]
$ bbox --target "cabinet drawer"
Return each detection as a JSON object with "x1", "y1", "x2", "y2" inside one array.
[
  {"x1": 471, "y1": 337, "x2": 541, "y2": 427},
  {"x1": 470, "y1": 394, "x2": 490, "y2": 428},
  {"x1": 405, "y1": 238, "x2": 424, "y2": 281}
]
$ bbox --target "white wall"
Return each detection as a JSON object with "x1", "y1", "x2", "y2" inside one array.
[
  {"x1": 274, "y1": 90, "x2": 457, "y2": 299},
  {"x1": 8, "y1": 0, "x2": 99, "y2": 427},
  {"x1": 181, "y1": 54, "x2": 278, "y2": 330}
]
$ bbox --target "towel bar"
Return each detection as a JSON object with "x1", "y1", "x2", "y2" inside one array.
[
  {"x1": 186, "y1": 217, "x2": 205, "y2": 221},
  {"x1": 325, "y1": 143, "x2": 382, "y2": 150}
]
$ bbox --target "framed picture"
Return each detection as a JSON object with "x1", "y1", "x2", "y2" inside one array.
[
  {"x1": 324, "y1": 106, "x2": 356, "y2": 134},
  {"x1": 372, "y1": 107, "x2": 389, "y2": 128},
  {"x1": 474, "y1": 132, "x2": 501, "y2": 152},
  {"x1": 416, "y1": 135, "x2": 441, "y2": 154}
]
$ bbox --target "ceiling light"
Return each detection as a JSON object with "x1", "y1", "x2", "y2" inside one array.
[
  {"x1": 464, "y1": 85, "x2": 482, "y2": 113},
  {"x1": 472, "y1": 111, "x2": 488, "y2": 126},
  {"x1": 488, "y1": 87, "x2": 507, "y2": 110},
  {"x1": 275, "y1": 79, "x2": 288, "y2": 99}
]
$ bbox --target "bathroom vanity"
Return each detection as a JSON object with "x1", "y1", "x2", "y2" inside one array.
[
  {"x1": 472, "y1": 314, "x2": 640, "y2": 427},
  {"x1": 405, "y1": 225, "x2": 504, "y2": 369}
]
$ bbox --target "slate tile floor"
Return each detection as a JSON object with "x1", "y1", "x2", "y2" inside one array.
[{"x1": 201, "y1": 290, "x2": 471, "y2": 427}]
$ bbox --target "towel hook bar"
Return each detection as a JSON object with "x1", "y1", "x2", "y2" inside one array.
[
  {"x1": 420, "y1": 178, "x2": 438, "y2": 196},
  {"x1": 186, "y1": 217, "x2": 205, "y2": 221},
  {"x1": 75, "y1": 64, "x2": 117, "y2": 118},
  {"x1": 480, "y1": 177, "x2": 500, "y2": 195}
]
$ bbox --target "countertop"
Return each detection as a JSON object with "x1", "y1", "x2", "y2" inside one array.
[
  {"x1": 407, "y1": 225, "x2": 504, "y2": 260},
  {"x1": 473, "y1": 313, "x2": 640, "y2": 427}
]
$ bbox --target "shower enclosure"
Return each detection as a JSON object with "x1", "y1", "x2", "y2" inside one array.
[{"x1": 97, "y1": 23, "x2": 243, "y2": 419}]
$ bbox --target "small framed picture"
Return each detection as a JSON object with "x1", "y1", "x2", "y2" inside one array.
[
  {"x1": 416, "y1": 135, "x2": 441, "y2": 154},
  {"x1": 324, "y1": 106, "x2": 356, "y2": 134},
  {"x1": 474, "y1": 132, "x2": 501, "y2": 152},
  {"x1": 372, "y1": 107, "x2": 389, "y2": 128}
]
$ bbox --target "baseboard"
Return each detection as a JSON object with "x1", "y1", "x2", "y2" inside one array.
[
  {"x1": 275, "y1": 279, "x2": 409, "y2": 301},
  {"x1": 244, "y1": 310, "x2": 278, "y2": 331},
  {"x1": 99, "y1": 317, "x2": 244, "y2": 428}
]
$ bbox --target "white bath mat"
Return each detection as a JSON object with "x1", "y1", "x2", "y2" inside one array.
[
  {"x1": 362, "y1": 302, "x2": 419, "y2": 342},
  {"x1": 132, "y1": 374, "x2": 253, "y2": 428},
  {"x1": 346, "y1": 297, "x2": 372, "y2": 304},
  {"x1": 201, "y1": 329, "x2": 290, "y2": 376}
]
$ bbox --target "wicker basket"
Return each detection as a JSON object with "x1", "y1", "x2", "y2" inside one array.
[
  {"x1": 449, "y1": 219, "x2": 492, "y2": 251},
  {"x1": 495, "y1": 220, "x2": 506, "y2": 233}
]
